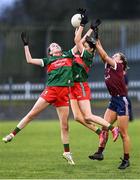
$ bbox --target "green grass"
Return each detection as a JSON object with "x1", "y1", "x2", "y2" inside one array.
[{"x1": 0, "y1": 120, "x2": 140, "y2": 179}]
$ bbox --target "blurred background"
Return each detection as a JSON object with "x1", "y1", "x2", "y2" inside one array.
[{"x1": 0, "y1": 0, "x2": 140, "y2": 120}]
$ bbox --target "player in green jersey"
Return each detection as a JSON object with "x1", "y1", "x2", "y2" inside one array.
[
  {"x1": 2, "y1": 32, "x2": 77, "y2": 165},
  {"x1": 70, "y1": 9, "x2": 119, "y2": 142}
]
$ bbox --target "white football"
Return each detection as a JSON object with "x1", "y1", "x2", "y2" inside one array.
[{"x1": 71, "y1": 14, "x2": 81, "y2": 28}]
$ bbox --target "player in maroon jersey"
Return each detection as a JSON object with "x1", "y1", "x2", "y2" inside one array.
[{"x1": 88, "y1": 29, "x2": 131, "y2": 169}]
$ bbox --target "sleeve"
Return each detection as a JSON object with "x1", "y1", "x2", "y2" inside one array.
[
  {"x1": 42, "y1": 57, "x2": 49, "y2": 67},
  {"x1": 63, "y1": 50, "x2": 74, "y2": 58}
]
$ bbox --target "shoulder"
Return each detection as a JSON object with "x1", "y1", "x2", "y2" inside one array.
[
  {"x1": 116, "y1": 63, "x2": 124, "y2": 71},
  {"x1": 42, "y1": 56, "x2": 56, "y2": 65},
  {"x1": 62, "y1": 50, "x2": 74, "y2": 57}
]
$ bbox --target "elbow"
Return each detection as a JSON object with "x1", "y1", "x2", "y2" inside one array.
[
  {"x1": 26, "y1": 58, "x2": 33, "y2": 64},
  {"x1": 27, "y1": 61, "x2": 31, "y2": 64}
]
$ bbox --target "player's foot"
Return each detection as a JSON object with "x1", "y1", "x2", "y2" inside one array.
[
  {"x1": 99, "y1": 130, "x2": 108, "y2": 146},
  {"x1": 2, "y1": 133, "x2": 14, "y2": 143},
  {"x1": 63, "y1": 152, "x2": 75, "y2": 165},
  {"x1": 111, "y1": 127, "x2": 119, "y2": 142},
  {"x1": 118, "y1": 158, "x2": 130, "y2": 170},
  {"x1": 88, "y1": 152, "x2": 104, "y2": 161}
]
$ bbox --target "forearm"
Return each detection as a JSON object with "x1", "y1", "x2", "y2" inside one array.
[
  {"x1": 96, "y1": 43, "x2": 108, "y2": 61},
  {"x1": 24, "y1": 46, "x2": 43, "y2": 66},
  {"x1": 96, "y1": 40, "x2": 115, "y2": 67},
  {"x1": 74, "y1": 26, "x2": 84, "y2": 44},
  {"x1": 81, "y1": 28, "x2": 93, "y2": 43},
  {"x1": 24, "y1": 46, "x2": 33, "y2": 64}
]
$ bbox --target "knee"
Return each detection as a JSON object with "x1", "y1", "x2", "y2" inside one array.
[
  {"x1": 84, "y1": 115, "x2": 93, "y2": 123},
  {"x1": 74, "y1": 114, "x2": 83, "y2": 123},
  {"x1": 120, "y1": 130, "x2": 129, "y2": 140}
]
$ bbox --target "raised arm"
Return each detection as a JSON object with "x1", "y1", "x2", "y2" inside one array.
[
  {"x1": 74, "y1": 8, "x2": 88, "y2": 53},
  {"x1": 81, "y1": 19, "x2": 102, "y2": 44},
  {"x1": 72, "y1": 26, "x2": 93, "y2": 55},
  {"x1": 21, "y1": 32, "x2": 43, "y2": 66},
  {"x1": 96, "y1": 39, "x2": 116, "y2": 68},
  {"x1": 74, "y1": 25, "x2": 85, "y2": 53},
  {"x1": 81, "y1": 28, "x2": 93, "y2": 44}
]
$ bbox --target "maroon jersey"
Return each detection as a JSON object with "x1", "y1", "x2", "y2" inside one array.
[{"x1": 104, "y1": 62, "x2": 127, "y2": 96}]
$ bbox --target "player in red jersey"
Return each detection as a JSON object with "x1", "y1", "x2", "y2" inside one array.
[
  {"x1": 70, "y1": 9, "x2": 119, "y2": 142},
  {"x1": 2, "y1": 32, "x2": 77, "y2": 165},
  {"x1": 88, "y1": 28, "x2": 131, "y2": 170}
]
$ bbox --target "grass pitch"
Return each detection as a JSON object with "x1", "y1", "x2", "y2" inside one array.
[{"x1": 0, "y1": 120, "x2": 140, "y2": 179}]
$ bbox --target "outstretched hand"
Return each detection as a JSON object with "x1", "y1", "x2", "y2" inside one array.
[
  {"x1": 91, "y1": 19, "x2": 102, "y2": 39},
  {"x1": 77, "y1": 8, "x2": 86, "y2": 15},
  {"x1": 77, "y1": 8, "x2": 88, "y2": 27},
  {"x1": 91, "y1": 19, "x2": 101, "y2": 30},
  {"x1": 21, "y1": 32, "x2": 29, "y2": 46}
]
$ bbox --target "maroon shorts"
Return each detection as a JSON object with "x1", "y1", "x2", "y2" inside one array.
[
  {"x1": 69, "y1": 82, "x2": 91, "y2": 101},
  {"x1": 40, "y1": 86, "x2": 69, "y2": 107}
]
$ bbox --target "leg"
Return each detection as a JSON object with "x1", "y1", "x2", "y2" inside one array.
[
  {"x1": 70, "y1": 99, "x2": 101, "y2": 134},
  {"x1": 56, "y1": 106, "x2": 69, "y2": 145},
  {"x1": 56, "y1": 106, "x2": 75, "y2": 165},
  {"x1": 78, "y1": 100, "x2": 119, "y2": 141},
  {"x1": 99, "y1": 108, "x2": 117, "y2": 147},
  {"x1": 79, "y1": 100, "x2": 113, "y2": 127},
  {"x1": 118, "y1": 115, "x2": 130, "y2": 169},
  {"x1": 89, "y1": 108, "x2": 117, "y2": 160},
  {"x1": 2, "y1": 97, "x2": 50, "y2": 142}
]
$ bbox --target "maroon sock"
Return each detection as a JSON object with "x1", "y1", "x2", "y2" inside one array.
[
  {"x1": 124, "y1": 153, "x2": 129, "y2": 160},
  {"x1": 98, "y1": 147, "x2": 104, "y2": 154}
]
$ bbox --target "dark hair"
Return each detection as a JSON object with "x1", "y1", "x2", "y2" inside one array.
[
  {"x1": 85, "y1": 36, "x2": 96, "y2": 51},
  {"x1": 119, "y1": 52, "x2": 128, "y2": 71},
  {"x1": 47, "y1": 47, "x2": 52, "y2": 56}
]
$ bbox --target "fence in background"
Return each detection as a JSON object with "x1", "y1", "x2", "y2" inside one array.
[{"x1": 0, "y1": 81, "x2": 140, "y2": 101}]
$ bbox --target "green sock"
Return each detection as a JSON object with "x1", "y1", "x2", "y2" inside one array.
[
  {"x1": 108, "y1": 124, "x2": 114, "y2": 131},
  {"x1": 12, "y1": 127, "x2": 21, "y2": 136},
  {"x1": 96, "y1": 128, "x2": 102, "y2": 135},
  {"x1": 63, "y1": 144, "x2": 70, "y2": 152}
]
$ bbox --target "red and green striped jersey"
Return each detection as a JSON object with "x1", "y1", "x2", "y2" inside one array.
[
  {"x1": 72, "y1": 50, "x2": 94, "y2": 82},
  {"x1": 42, "y1": 50, "x2": 74, "y2": 86}
]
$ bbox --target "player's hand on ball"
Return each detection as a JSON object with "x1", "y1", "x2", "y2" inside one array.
[
  {"x1": 21, "y1": 32, "x2": 29, "y2": 46},
  {"x1": 77, "y1": 8, "x2": 88, "y2": 27},
  {"x1": 76, "y1": 8, "x2": 86, "y2": 15}
]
